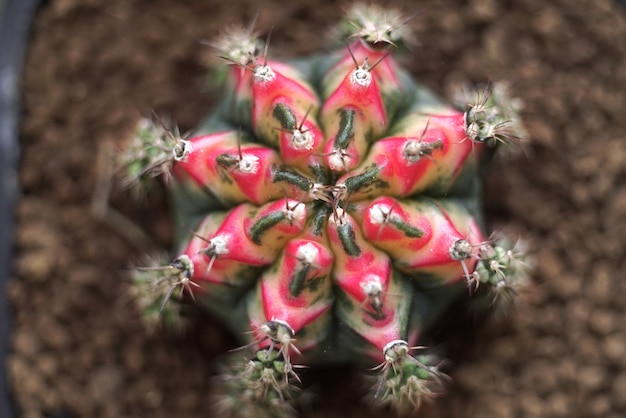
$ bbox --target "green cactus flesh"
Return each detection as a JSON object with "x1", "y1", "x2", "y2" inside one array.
[{"x1": 124, "y1": 4, "x2": 530, "y2": 416}]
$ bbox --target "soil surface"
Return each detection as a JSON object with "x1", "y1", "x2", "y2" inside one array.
[{"x1": 8, "y1": 0, "x2": 626, "y2": 417}]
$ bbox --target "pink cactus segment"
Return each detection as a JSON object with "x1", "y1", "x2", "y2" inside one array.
[
  {"x1": 410, "y1": 214, "x2": 483, "y2": 284},
  {"x1": 399, "y1": 112, "x2": 481, "y2": 185},
  {"x1": 200, "y1": 203, "x2": 294, "y2": 267},
  {"x1": 260, "y1": 279, "x2": 331, "y2": 339},
  {"x1": 327, "y1": 209, "x2": 391, "y2": 305},
  {"x1": 358, "y1": 315, "x2": 406, "y2": 359},
  {"x1": 385, "y1": 129, "x2": 449, "y2": 196},
  {"x1": 415, "y1": 110, "x2": 487, "y2": 160},
  {"x1": 172, "y1": 130, "x2": 238, "y2": 185},
  {"x1": 246, "y1": 237, "x2": 335, "y2": 354},
  {"x1": 427, "y1": 112, "x2": 473, "y2": 144},
  {"x1": 326, "y1": 208, "x2": 411, "y2": 354},
  {"x1": 276, "y1": 108, "x2": 326, "y2": 175},
  {"x1": 333, "y1": 129, "x2": 441, "y2": 201},
  {"x1": 179, "y1": 211, "x2": 223, "y2": 287},
  {"x1": 216, "y1": 143, "x2": 287, "y2": 205},
  {"x1": 251, "y1": 60, "x2": 320, "y2": 147},
  {"x1": 243, "y1": 198, "x2": 308, "y2": 252},
  {"x1": 323, "y1": 66, "x2": 387, "y2": 124},
  {"x1": 362, "y1": 197, "x2": 484, "y2": 283},
  {"x1": 178, "y1": 211, "x2": 255, "y2": 288},
  {"x1": 320, "y1": 60, "x2": 387, "y2": 172},
  {"x1": 174, "y1": 131, "x2": 298, "y2": 205},
  {"x1": 336, "y1": 112, "x2": 481, "y2": 201},
  {"x1": 327, "y1": 209, "x2": 410, "y2": 361},
  {"x1": 269, "y1": 239, "x2": 335, "y2": 309},
  {"x1": 322, "y1": 40, "x2": 401, "y2": 102},
  {"x1": 356, "y1": 196, "x2": 432, "y2": 249}
]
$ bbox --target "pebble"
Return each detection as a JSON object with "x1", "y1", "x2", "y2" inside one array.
[
  {"x1": 588, "y1": 261, "x2": 613, "y2": 306},
  {"x1": 612, "y1": 373, "x2": 626, "y2": 409},
  {"x1": 36, "y1": 316, "x2": 71, "y2": 349},
  {"x1": 123, "y1": 338, "x2": 146, "y2": 373},
  {"x1": 11, "y1": 329, "x2": 42, "y2": 359},
  {"x1": 588, "y1": 308, "x2": 616, "y2": 335},
  {"x1": 88, "y1": 364, "x2": 124, "y2": 404},
  {"x1": 578, "y1": 365, "x2": 608, "y2": 392},
  {"x1": 521, "y1": 360, "x2": 559, "y2": 395},
  {"x1": 587, "y1": 395, "x2": 611, "y2": 417},
  {"x1": 603, "y1": 333, "x2": 626, "y2": 363},
  {"x1": 15, "y1": 250, "x2": 56, "y2": 283},
  {"x1": 545, "y1": 392, "x2": 572, "y2": 417},
  {"x1": 33, "y1": 352, "x2": 59, "y2": 379}
]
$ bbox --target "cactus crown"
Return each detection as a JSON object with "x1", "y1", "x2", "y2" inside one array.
[{"x1": 121, "y1": 3, "x2": 529, "y2": 416}]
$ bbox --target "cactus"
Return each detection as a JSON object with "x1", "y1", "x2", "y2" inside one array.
[{"x1": 120, "y1": 4, "x2": 530, "y2": 416}]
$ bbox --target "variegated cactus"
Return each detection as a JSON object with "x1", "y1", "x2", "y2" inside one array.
[{"x1": 123, "y1": 4, "x2": 530, "y2": 416}]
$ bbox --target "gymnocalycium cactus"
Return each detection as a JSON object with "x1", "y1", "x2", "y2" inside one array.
[{"x1": 122, "y1": 4, "x2": 530, "y2": 416}]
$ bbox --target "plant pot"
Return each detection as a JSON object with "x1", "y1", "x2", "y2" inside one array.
[{"x1": 0, "y1": 1, "x2": 40, "y2": 417}]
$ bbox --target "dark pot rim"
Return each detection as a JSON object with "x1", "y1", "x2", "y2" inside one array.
[{"x1": 0, "y1": 1, "x2": 40, "y2": 417}]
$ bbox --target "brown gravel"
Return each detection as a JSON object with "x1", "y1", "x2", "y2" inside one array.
[{"x1": 8, "y1": 0, "x2": 626, "y2": 417}]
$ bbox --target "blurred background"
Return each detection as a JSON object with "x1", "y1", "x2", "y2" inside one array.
[{"x1": 4, "y1": 0, "x2": 626, "y2": 417}]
